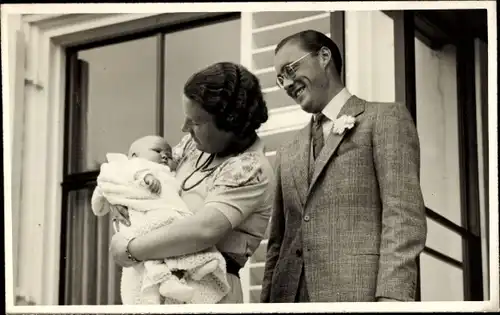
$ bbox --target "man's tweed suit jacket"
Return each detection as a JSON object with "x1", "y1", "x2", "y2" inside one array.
[{"x1": 261, "y1": 96, "x2": 427, "y2": 302}]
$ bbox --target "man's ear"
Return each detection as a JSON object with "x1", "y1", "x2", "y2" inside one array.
[{"x1": 318, "y1": 46, "x2": 332, "y2": 69}]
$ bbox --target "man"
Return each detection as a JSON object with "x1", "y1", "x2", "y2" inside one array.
[{"x1": 261, "y1": 30, "x2": 427, "y2": 303}]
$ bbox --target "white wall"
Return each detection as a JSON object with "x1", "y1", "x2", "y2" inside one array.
[
  {"x1": 345, "y1": 11, "x2": 395, "y2": 102},
  {"x1": 2, "y1": 12, "x2": 25, "y2": 303},
  {"x1": 4, "y1": 14, "x2": 23, "y2": 145}
]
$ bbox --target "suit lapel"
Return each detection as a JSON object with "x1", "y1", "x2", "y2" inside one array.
[
  {"x1": 307, "y1": 96, "x2": 366, "y2": 195},
  {"x1": 290, "y1": 123, "x2": 311, "y2": 207}
]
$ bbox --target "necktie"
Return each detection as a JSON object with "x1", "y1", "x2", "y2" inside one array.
[{"x1": 312, "y1": 112, "x2": 326, "y2": 160}]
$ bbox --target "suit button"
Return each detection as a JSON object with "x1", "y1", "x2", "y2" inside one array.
[
  {"x1": 303, "y1": 215, "x2": 310, "y2": 222},
  {"x1": 296, "y1": 249, "x2": 303, "y2": 257}
]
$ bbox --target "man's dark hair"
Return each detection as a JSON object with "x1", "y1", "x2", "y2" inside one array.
[{"x1": 275, "y1": 30, "x2": 343, "y2": 77}]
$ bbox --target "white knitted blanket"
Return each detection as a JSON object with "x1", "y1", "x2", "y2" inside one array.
[{"x1": 91, "y1": 153, "x2": 230, "y2": 304}]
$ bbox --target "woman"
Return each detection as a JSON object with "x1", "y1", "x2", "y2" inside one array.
[{"x1": 109, "y1": 62, "x2": 274, "y2": 303}]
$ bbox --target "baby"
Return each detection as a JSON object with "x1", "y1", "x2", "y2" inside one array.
[
  {"x1": 127, "y1": 135, "x2": 178, "y2": 194},
  {"x1": 91, "y1": 135, "x2": 230, "y2": 305}
]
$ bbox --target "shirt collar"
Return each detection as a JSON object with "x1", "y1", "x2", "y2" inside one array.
[{"x1": 320, "y1": 87, "x2": 352, "y2": 121}]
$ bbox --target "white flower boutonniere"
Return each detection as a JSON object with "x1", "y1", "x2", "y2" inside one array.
[{"x1": 333, "y1": 115, "x2": 356, "y2": 135}]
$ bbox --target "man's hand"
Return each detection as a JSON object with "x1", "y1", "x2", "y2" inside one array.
[{"x1": 144, "y1": 174, "x2": 161, "y2": 195}]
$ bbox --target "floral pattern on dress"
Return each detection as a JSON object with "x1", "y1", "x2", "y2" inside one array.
[
  {"x1": 172, "y1": 134, "x2": 197, "y2": 166},
  {"x1": 207, "y1": 152, "x2": 265, "y2": 193}
]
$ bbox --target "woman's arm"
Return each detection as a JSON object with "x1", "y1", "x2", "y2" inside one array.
[
  {"x1": 109, "y1": 204, "x2": 233, "y2": 267},
  {"x1": 130, "y1": 204, "x2": 233, "y2": 260},
  {"x1": 110, "y1": 152, "x2": 271, "y2": 266}
]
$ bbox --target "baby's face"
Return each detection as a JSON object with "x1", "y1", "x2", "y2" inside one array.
[{"x1": 129, "y1": 136, "x2": 173, "y2": 168}]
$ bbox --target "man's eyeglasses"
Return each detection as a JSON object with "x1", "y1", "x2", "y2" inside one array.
[{"x1": 276, "y1": 50, "x2": 316, "y2": 89}]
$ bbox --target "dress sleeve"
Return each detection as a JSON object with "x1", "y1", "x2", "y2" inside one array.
[{"x1": 204, "y1": 153, "x2": 271, "y2": 229}]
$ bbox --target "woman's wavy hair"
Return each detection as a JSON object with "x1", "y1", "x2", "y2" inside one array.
[{"x1": 183, "y1": 62, "x2": 269, "y2": 138}]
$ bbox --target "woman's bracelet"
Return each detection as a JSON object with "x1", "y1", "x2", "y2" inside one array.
[{"x1": 125, "y1": 237, "x2": 142, "y2": 263}]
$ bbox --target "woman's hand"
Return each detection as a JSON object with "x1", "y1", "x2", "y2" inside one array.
[
  {"x1": 110, "y1": 204, "x2": 131, "y2": 230},
  {"x1": 109, "y1": 232, "x2": 139, "y2": 268}
]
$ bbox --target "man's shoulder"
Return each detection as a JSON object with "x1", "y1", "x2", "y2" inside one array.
[
  {"x1": 360, "y1": 98, "x2": 402, "y2": 110},
  {"x1": 360, "y1": 99, "x2": 410, "y2": 118}
]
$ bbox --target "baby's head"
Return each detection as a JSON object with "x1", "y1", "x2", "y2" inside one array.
[{"x1": 128, "y1": 135, "x2": 175, "y2": 169}]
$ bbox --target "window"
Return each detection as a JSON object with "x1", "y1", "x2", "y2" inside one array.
[
  {"x1": 414, "y1": 38, "x2": 467, "y2": 301},
  {"x1": 67, "y1": 36, "x2": 159, "y2": 174},
  {"x1": 62, "y1": 187, "x2": 121, "y2": 305},
  {"x1": 61, "y1": 35, "x2": 160, "y2": 305},
  {"x1": 60, "y1": 14, "x2": 241, "y2": 305},
  {"x1": 387, "y1": 10, "x2": 487, "y2": 301},
  {"x1": 415, "y1": 39, "x2": 461, "y2": 227}
]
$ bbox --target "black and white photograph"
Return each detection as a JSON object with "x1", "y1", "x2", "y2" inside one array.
[{"x1": 2, "y1": 1, "x2": 498, "y2": 313}]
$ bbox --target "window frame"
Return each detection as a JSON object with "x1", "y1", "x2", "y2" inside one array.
[{"x1": 384, "y1": 9, "x2": 486, "y2": 301}]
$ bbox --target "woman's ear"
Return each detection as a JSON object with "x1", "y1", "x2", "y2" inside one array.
[{"x1": 318, "y1": 46, "x2": 332, "y2": 69}]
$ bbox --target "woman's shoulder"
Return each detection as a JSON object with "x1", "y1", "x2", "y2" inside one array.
[{"x1": 211, "y1": 149, "x2": 273, "y2": 189}]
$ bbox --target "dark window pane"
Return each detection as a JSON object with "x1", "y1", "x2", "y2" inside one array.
[
  {"x1": 163, "y1": 19, "x2": 241, "y2": 146},
  {"x1": 67, "y1": 36, "x2": 158, "y2": 174},
  {"x1": 61, "y1": 187, "x2": 121, "y2": 305}
]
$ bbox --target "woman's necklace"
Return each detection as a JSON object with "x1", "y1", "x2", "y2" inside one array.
[
  {"x1": 180, "y1": 132, "x2": 258, "y2": 192},
  {"x1": 180, "y1": 152, "x2": 219, "y2": 192}
]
